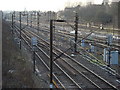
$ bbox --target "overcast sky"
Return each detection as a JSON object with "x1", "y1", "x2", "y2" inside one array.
[{"x1": 0, "y1": 0, "x2": 115, "y2": 12}]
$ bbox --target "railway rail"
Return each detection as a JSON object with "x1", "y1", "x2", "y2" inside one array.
[
  {"x1": 13, "y1": 23, "x2": 84, "y2": 89},
  {"x1": 14, "y1": 20, "x2": 120, "y2": 51},
  {"x1": 13, "y1": 21, "x2": 120, "y2": 76},
  {"x1": 12, "y1": 22, "x2": 119, "y2": 89}
]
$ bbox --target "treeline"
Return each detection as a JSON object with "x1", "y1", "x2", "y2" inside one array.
[{"x1": 58, "y1": 2, "x2": 118, "y2": 25}]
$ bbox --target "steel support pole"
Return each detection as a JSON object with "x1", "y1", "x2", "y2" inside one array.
[
  {"x1": 107, "y1": 40, "x2": 111, "y2": 67},
  {"x1": 19, "y1": 12, "x2": 22, "y2": 49},
  {"x1": 13, "y1": 12, "x2": 15, "y2": 24},
  {"x1": 37, "y1": 12, "x2": 39, "y2": 32},
  {"x1": 31, "y1": 14, "x2": 32, "y2": 27},
  {"x1": 12, "y1": 14, "x2": 14, "y2": 34},
  {"x1": 27, "y1": 13, "x2": 28, "y2": 26},
  {"x1": 107, "y1": 42, "x2": 111, "y2": 67},
  {"x1": 108, "y1": 48, "x2": 111, "y2": 67},
  {"x1": 33, "y1": 50, "x2": 36, "y2": 72},
  {"x1": 50, "y1": 20, "x2": 53, "y2": 89},
  {"x1": 74, "y1": 13, "x2": 78, "y2": 52}
]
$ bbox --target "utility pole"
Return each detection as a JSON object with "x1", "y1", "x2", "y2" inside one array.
[
  {"x1": 27, "y1": 13, "x2": 28, "y2": 26},
  {"x1": 108, "y1": 47, "x2": 111, "y2": 67},
  {"x1": 37, "y1": 12, "x2": 40, "y2": 32},
  {"x1": 50, "y1": 20, "x2": 53, "y2": 89},
  {"x1": 12, "y1": 14, "x2": 14, "y2": 34},
  {"x1": 49, "y1": 19, "x2": 66, "y2": 89},
  {"x1": 11, "y1": 11, "x2": 15, "y2": 34},
  {"x1": 31, "y1": 13, "x2": 32, "y2": 27},
  {"x1": 19, "y1": 12, "x2": 22, "y2": 49},
  {"x1": 33, "y1": 49, "x2": 36, "y2": 72},
  {"x1": 13, "y1": 11, "x2": 15, "y2": 24},
  {"x1": 107, "y1": 40, "x2": 111, "y2": 67},
  {"x1": 74, "y1": 12, "x2": 78, "y2": 53}
]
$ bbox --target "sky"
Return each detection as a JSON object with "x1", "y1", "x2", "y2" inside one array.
[{"x1": 0, "y1": 0, "x2": 115, "y2": 12}]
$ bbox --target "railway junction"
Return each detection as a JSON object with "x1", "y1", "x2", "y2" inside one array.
[{"x1": 2, "y1": 11, "x2": 120, "y2": 89}]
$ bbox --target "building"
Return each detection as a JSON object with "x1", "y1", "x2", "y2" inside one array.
[{"x1": 103, "y1": 0, "x2": 109, "y2": 5}]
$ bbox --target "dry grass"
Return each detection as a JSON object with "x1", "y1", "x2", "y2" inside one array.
[{"x1": 2, "y1": 21, "x2": 35, "y2": 88}]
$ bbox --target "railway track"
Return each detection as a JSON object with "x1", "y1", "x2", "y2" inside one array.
[
  {"x1": 12, "y1": 21, "x2": 120, "y2": 72},
  {"x1": 13, "y1": 19, "x2": 120, "y2": 48},
  {"x1": 13, "y1": 22, "x2": 119, "y2": 89},
  {"x1": 14, "y1": 21, "x2": 120, "y2": 51},
  {"x1": 13, "y1": 23, "x2": 82, "y2": 89},
  {"x1": 7, "y1": 19, "x2": 119, "y2": 89},
  {"x1": 13, "y1": 21, "x2": 120, "y2": 75}
]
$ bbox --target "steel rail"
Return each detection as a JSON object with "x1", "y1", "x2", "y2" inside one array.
[
  {"x1": 25, "y1": 28, "x2": 118, "y2": 90},
  {"x1": 21, "y1": 29, "x2": 83, "y2": 89},
  {"x1": 14, "y1": 21, "x2": 120, "y2": 50},
  {"x1": 10, "y1": 21, "x2": 118, "y2": 89},
  {"x1": 13, "y1": 24, "x2": 66, "y2": 89},
  {"x1": 13, "y1": 23, "x2": 120, "y2": 77}
]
